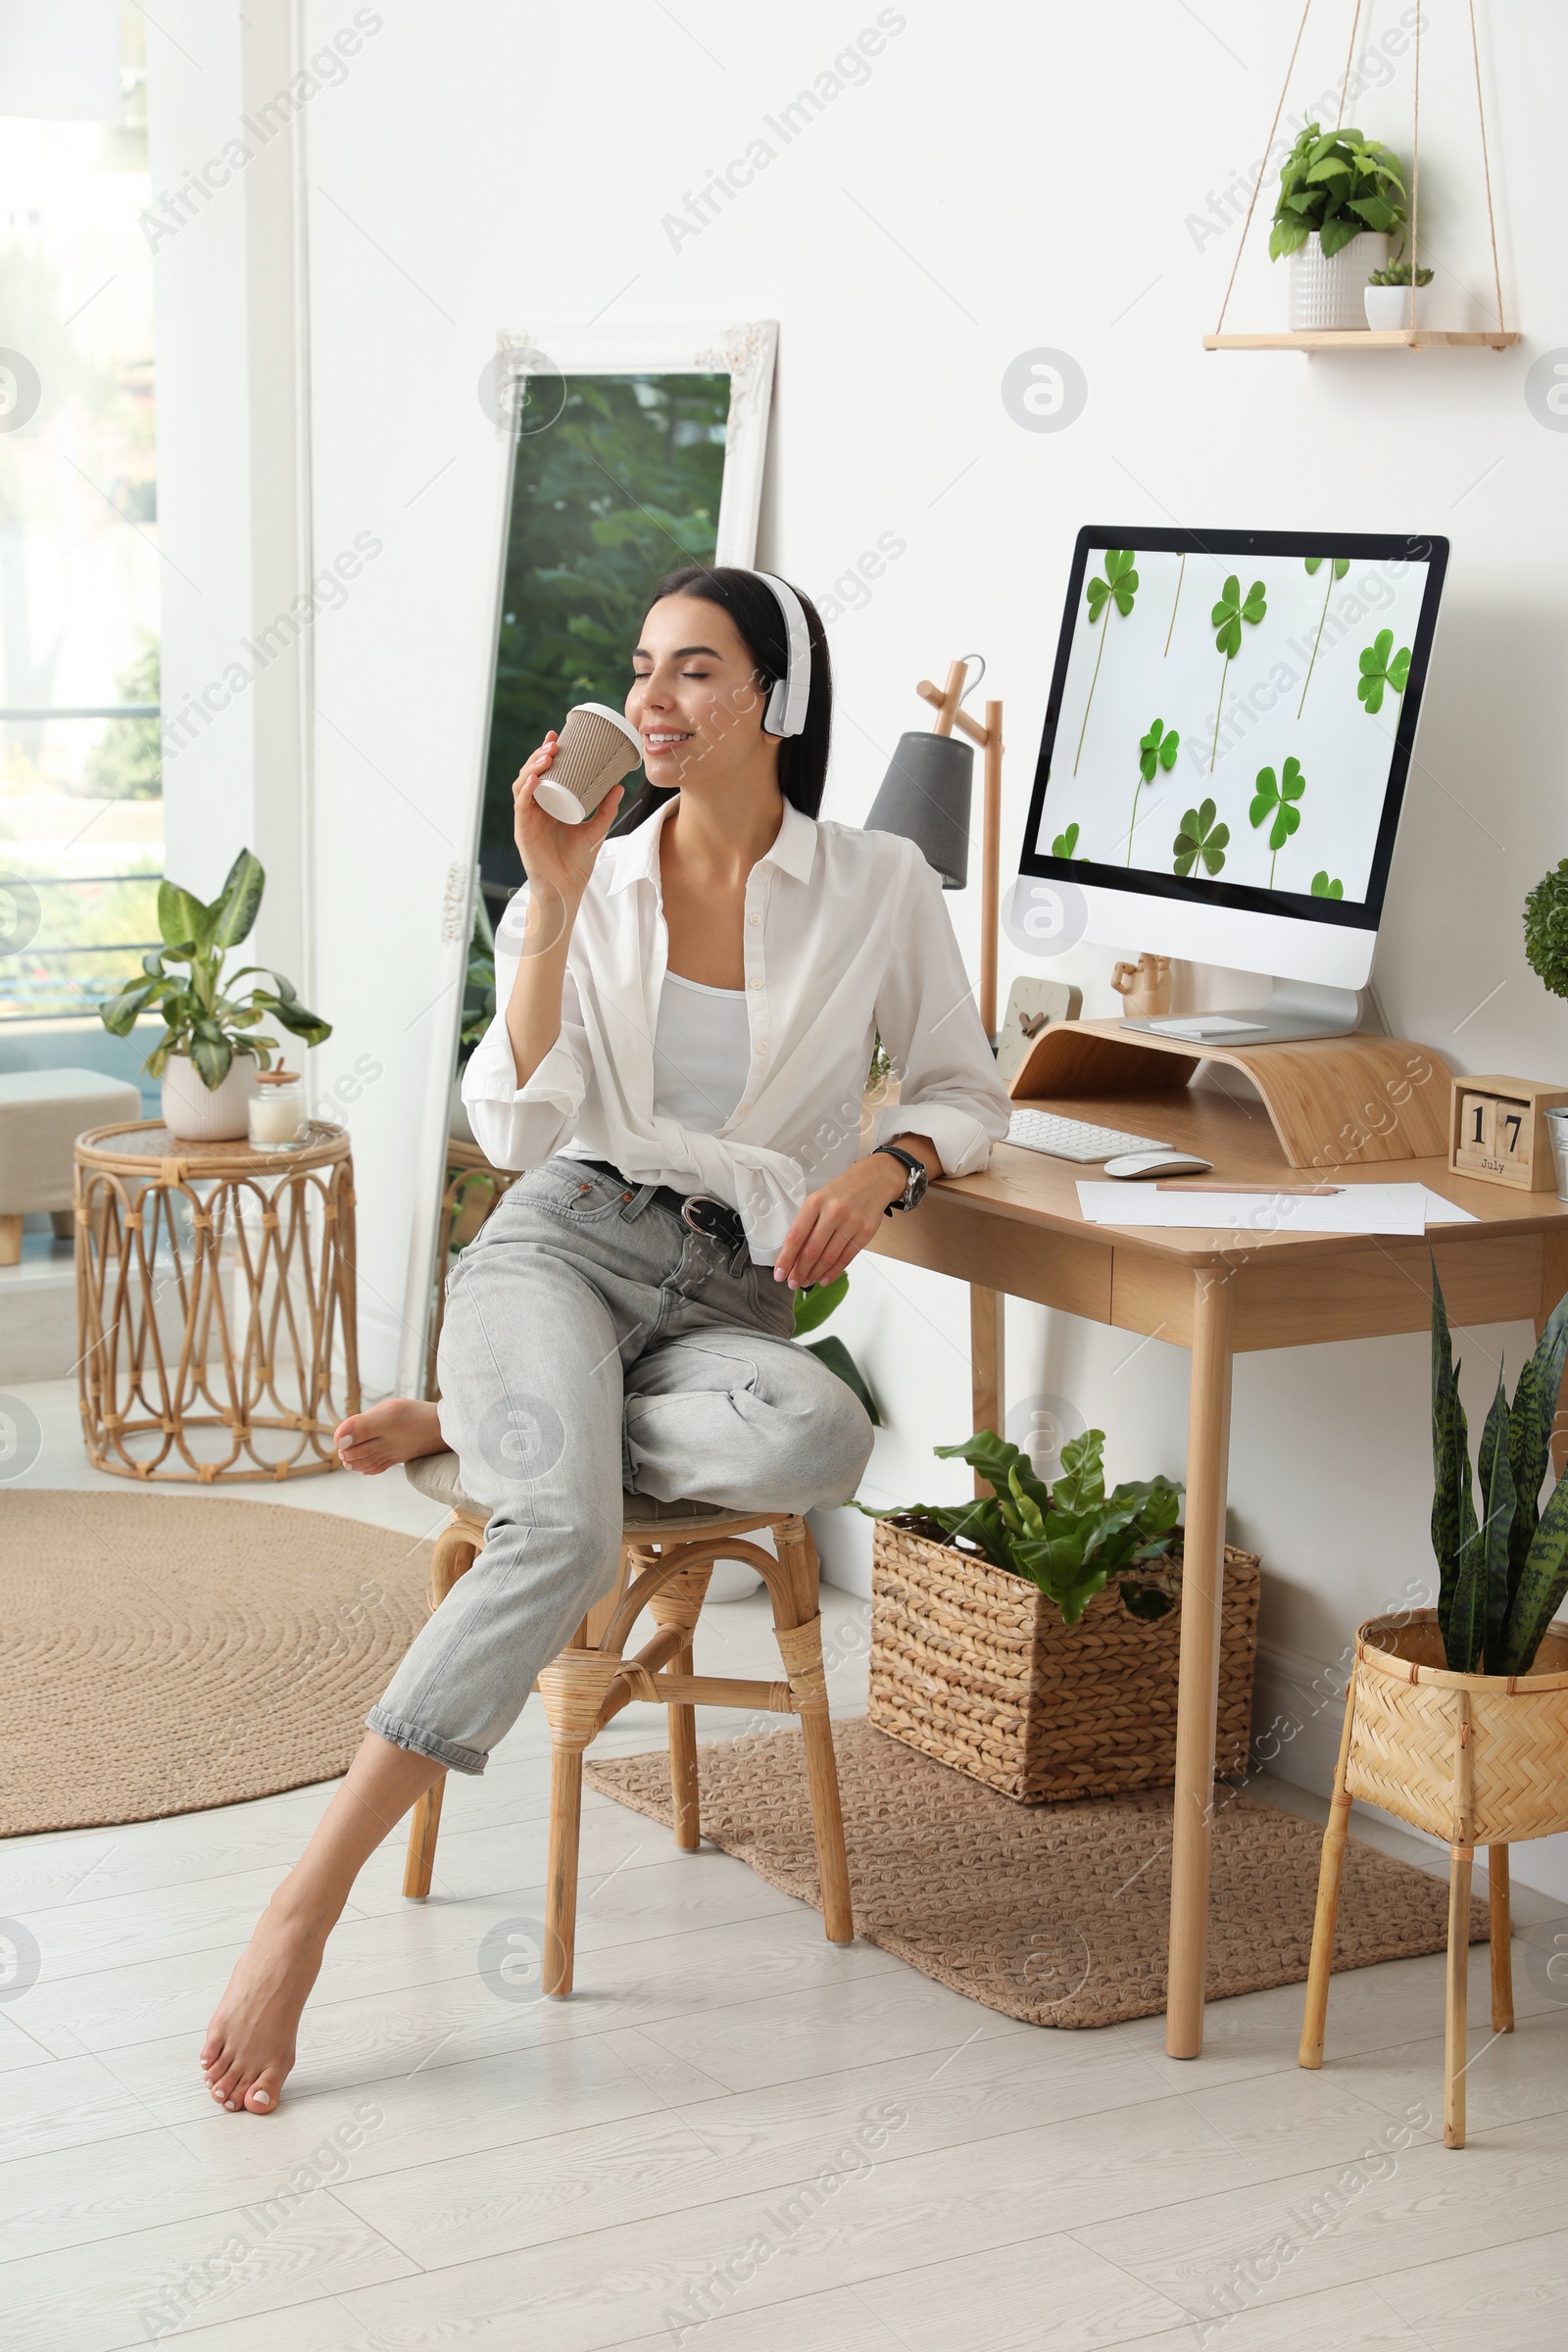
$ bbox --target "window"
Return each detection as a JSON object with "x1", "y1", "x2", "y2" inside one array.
[{"x1": 0, "y1": 7, "x2": 159, "y2": 1023}]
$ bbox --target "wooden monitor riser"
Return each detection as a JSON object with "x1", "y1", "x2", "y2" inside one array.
[{"x1": 1007, "y1": 1018, "x2": 1452, "y2": 1171}]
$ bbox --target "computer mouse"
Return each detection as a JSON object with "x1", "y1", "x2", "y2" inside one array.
[{"x1": 1102, "y1": 1151, "x2": 1215, "y2": 1180}]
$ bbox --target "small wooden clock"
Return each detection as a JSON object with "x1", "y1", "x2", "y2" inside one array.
[{"x1": 1448, "y1": 1073, "x2": 1568, "y2": 1192}]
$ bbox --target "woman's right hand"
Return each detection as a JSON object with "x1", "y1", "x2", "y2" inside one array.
[{"x1": 512, "y1": 735, "x2": 625, "y2": 906}]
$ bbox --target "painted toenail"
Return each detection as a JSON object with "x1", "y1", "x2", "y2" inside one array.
[{"x1": 252, "y1": 2091, "x2": 270, "y2": 2107}]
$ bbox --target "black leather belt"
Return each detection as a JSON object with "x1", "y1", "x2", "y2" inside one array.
[{"x1": 581, "y1": 1161, "x2": 749, "y2": 1253}]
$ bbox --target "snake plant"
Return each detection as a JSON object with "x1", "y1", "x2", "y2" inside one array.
[
  {"x1": 1431, "y1": 1261, "x2": 1568, "y2": 1674},
  {"x1": 859, "y1": 1426, "x2": 1182, "y2": 1628}
]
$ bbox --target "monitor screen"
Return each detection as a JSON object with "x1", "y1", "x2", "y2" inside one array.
[{"x1": 1019, "y1": 527, "x2": 1447, "y2": 930}]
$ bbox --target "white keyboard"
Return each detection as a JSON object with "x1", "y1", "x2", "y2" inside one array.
[{"x1": 1005, "y1": 1107, "x2": 1174, "y2": 1164}]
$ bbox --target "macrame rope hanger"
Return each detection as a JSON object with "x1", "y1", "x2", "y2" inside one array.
[{"x1": 1213, "y1": 0, "x2": 1507, "y2": 341}]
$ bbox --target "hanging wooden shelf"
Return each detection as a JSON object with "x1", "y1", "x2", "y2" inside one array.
[
  {"x1": 1206, "y1": 5, "x2": 1515, "y2": 355},
  {"x1": 1204, "y1": 328, "x2": 1519, "y2": 353}
]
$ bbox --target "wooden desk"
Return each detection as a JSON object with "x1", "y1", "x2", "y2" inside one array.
[{"x1": 872, "y1": 1071, "x2": 1568, "y2": 2060}]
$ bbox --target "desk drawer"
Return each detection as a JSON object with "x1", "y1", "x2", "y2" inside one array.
[
  {"x1": 1230, "y1": 1233, "x2": 1546, "y2": 1350},
  {"x1": 872, "y1": 1192, "x2": 1113, "y2": 1322}
]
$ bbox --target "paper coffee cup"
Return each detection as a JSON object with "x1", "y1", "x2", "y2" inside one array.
[{"x1": 532, "y1": 702, "x2": 643, "y2": 825}]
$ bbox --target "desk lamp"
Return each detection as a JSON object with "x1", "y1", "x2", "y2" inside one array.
[{"x1": 864, "y1": 657, "x2": 1004, "y2": 1038}]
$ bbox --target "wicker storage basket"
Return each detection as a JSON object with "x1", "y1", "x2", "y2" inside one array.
[
  {"x1": 1344, "y1": 1609, "x2": 1568, "y2": 1843},
  {"x1": 868, "y1": 1520, "x2": 1261, "y2": 1803}
]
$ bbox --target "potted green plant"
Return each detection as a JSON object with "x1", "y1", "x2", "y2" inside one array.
[
  {"x1": 100, "y1": 849, "x2": 330, "y2": 1142},
  {"x1": 1365, "y1": 259, "x2": 1435, "y2": 331},
  {"x1": 1300, "y1": 1272, "x2": 1568, "y2": 2145},
  {"x1": 1524, "y1": 857, "x2": 1568, "y2": 1200},
  {"x1": 858, "y1": 1428, "x2": 1260, "y2": 1801},
  {"x1": 1269, "y1": 122, "x2": 1407, "y2": 330}
]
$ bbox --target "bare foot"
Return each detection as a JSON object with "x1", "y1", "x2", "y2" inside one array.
[
  {"x1": 334, "y1": 1396, "x2": 444, "y2": 1475},
  {"x1": 200, "y1": 1901, "x2": 327, "y2": 2113}
]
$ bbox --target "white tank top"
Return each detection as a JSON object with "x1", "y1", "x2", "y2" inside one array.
[{"x1": 651, "y1": 970, "x2": 751, "y2": 1135}]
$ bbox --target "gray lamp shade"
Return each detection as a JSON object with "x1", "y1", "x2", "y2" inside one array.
[{"x1": 862, "y1": 730, "x2": 973, "y2": 889}]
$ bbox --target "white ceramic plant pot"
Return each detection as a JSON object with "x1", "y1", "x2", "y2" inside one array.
[
  {"x1": 1289, "y1": 231, "x2": 1388, "y2": 331},
  {"x1": 1364, "y1": 283, "x2": 1421, "y2": 330},
  {"x1": 160, "y1": 1051, "x2": 258, "y2": 1142}
]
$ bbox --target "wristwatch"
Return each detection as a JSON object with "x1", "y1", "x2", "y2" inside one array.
[{"x1": 873, "y1": 1142, "x2": 929, "y2": 1215}]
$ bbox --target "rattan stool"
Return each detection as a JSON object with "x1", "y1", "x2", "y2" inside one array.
[{"x1": 397, "y1": 1448, "x2": 853, "y2": 1992}]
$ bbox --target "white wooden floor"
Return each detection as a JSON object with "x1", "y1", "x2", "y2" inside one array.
[{"x1": 7, "y1": 1377, "x2": 1568, "y2": 2352}]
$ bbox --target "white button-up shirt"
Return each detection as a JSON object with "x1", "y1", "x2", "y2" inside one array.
[{"x1": 463, "y1": 798, "x2": 1011, "y2": 1264}]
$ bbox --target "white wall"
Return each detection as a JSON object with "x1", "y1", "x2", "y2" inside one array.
[{"x1": 154, "y1": 0, "x2": 1568, "y2": 1889}]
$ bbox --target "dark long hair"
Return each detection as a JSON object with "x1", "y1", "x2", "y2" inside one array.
[{"x1": 614, "y1": 564, "x2": 832, "y2": 830}]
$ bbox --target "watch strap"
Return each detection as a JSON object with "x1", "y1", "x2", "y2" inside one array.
[{"x1": 873, "y1": 1143, "x2": 927, "y2": 1214}]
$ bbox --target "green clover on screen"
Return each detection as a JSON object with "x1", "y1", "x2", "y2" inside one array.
[
  {"x1": 1357, "y1": 629, "x2": 1411, "y2": 714},
  {"x1": 1174, "y1": 800, "x2": 1229, "y2": 878},
  {"x1": 1209, "y1": 574, "x2": 1267, "y2": 768},
  {"x1": 1250, "y1": 757, "x2": 1306, "y2": 888}
]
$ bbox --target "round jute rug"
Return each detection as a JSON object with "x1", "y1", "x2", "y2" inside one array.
[
  {"x1": 586, "y1": 1717, "x2": 1489, "y2": 2029},
  {"x1": 1, "y1": 1492, "x2": 431, "y2": 1836}
]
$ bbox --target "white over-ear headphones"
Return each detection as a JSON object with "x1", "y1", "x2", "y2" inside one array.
[{"x1": 753, "y1": 571, "x2": 811, "y2": 739}]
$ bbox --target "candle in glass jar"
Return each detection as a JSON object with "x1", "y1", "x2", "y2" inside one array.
[{"x1": 249, "y1": 1072, "x2": 306, "y2": 1149}]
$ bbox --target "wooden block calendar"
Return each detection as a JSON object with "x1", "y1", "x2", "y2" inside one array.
[{"x1": 1448, "y1": 1074, "x2": 1568, "y2": 1193}]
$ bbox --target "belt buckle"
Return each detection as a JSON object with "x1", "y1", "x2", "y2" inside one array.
[{"x1": 680, "y1": 1194, "x2": 741, "y2": 1249}]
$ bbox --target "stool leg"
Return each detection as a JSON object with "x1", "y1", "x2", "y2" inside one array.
[
  {"x1": 0, "y1": 1214, "x2": 21, "y2": 1267},
  {"x1": 1300, "y1": 1667, "x2": 1358, "y2": 2070},
  {"x1": 545, "y1": 1744, "x2": 585, "y2": 1996},
  {"x1": 1489, "y1": 1842, "x2": 1514, "y2": 2034},
  {"x1": 649, "y1": 1558, "x2": 710, "y2": 1855},
  {"x1": 402, "y1": 1513, "x2": 483, "y2": 1900},
  {"x1": 535, "y1": 1649, "x2": 623, "y2": 1998},
  {"x1": 772, "y1": 1520, "x2": 853, "y2": 1947},
  {"x1": 667, "y1": 1630, "x2": 701, "y2": 1851}
]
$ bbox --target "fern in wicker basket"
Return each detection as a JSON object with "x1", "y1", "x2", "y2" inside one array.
[{"x1": 859, "y1": 1427, "x2": 1183, "y2": 1629}]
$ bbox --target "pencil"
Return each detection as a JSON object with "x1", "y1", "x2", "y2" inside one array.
[{"x1": 1152, "y1": 1179, "x2": 1346, "y2": 1195}]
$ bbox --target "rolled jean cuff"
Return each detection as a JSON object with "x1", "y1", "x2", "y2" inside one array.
[{"x1": 366, "y1": 1706, "x2": 488, "y2": 1777}]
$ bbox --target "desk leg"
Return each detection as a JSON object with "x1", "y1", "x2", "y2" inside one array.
[
  {"x1": 970, "y1": 1286, "x2": 1005, "y2": 1496},
  {"x1": 1167, "y1": 1264, "x2": 1235, "y2": 2060}
]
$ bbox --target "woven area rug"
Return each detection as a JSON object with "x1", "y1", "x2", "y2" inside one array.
[
  {"x1": 585, "y1": 1718, "x2": 1487, "y2": 2029},
  {"x1": 1, "y1": 1492, "x2": 431, "y2": 1835}
]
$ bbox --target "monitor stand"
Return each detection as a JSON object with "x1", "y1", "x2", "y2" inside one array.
[{"x1": 1120, "y1": 978, "x2": 1365, "y2": 1049}]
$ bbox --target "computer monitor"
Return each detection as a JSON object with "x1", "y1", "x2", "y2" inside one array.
[{"x1": 1016, "y1": 525, "x2": 1448, "y2": 1041}]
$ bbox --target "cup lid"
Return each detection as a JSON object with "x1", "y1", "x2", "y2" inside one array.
[
  {"x1": 566, "y1": 701, "x2": 643, "y2": 749},
  {"x1": 255, "y1": 1069, "x2": 297, "y2": 1085}
]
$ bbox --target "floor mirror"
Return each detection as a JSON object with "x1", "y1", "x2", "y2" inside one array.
[{"x1": 399, "y1": 322, "x2": 778, "y2": 1397}]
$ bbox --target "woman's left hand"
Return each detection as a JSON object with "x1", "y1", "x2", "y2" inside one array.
[{"x1": 773, "y1": 1152, "x2": 915, "y2": 1291}]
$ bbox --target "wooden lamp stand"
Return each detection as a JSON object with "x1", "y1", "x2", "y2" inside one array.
[
  {"x1": 916, "y1": 660, "x2": 1004, "y2": 1041},
  {"x1": 909, "y1": 660, "x2": 1006, "y2": 1481}
]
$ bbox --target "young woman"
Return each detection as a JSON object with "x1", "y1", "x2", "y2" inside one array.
[{"x1": 201, "y1": 565, "x2": 1010, "y2": 2114}]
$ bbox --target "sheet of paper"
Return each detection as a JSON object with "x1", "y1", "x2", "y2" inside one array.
[{"x1": 1076, "y1": 1181, "x2": 1476, "y2": 1236}]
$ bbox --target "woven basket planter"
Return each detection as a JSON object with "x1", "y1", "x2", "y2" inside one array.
[
  {"x1": 1344, "y1": 1609, "x2": 1568, "y2": 1843},
  {"x1": 1302, "y1": 1609, "x2": 1568, "y2": 2148},
  {"x1": 868, "y1": 1519, "x2": 1261, "y2": 1803}
]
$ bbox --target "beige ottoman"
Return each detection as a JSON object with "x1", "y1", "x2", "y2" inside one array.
[{"x1": 0, "y1": 1068, "x2": 142, "y2": 1263}]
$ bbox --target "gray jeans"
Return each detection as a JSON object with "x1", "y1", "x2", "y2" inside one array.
[{"x1": 368, "y1": 1158, "x2": 875, "y2": 1774}]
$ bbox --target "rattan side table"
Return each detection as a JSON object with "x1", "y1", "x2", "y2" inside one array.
[{"x1": 74, "y1": 1118, "x2": 359, "y2": 1482}]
